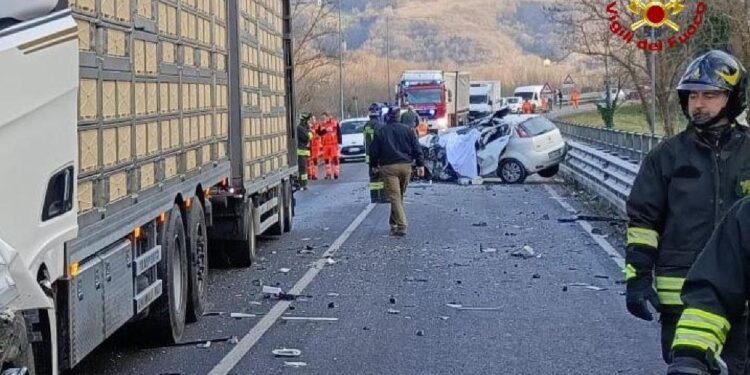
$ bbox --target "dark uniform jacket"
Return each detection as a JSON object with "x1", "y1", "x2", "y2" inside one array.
[
  {"x1": 296, "y1": 122, "x2": 311, "y2": 154},
  {"x1": 626, "y1": 124, "x2": 750, "y2": 310},
  {"x1": 369, "y1": 122, "x2": 424, "y2": 168}
]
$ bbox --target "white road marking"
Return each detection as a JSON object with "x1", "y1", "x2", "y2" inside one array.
[
  {"x1": 544, "y1": 185, "x2": 625, "y2": 269},
  {"x1": 208, "y1": 203, "x2": 376, "y2": 375}
]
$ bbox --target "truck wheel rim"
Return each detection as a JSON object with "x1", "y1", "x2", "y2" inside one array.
[
  {"x1": 172, "y1": 234, "x2": 183, "y2": 309},
  {"x1": 195, "y1": 223, "x2": 206, "y2": 289}
]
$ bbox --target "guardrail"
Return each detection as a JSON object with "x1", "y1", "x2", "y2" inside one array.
[
  {"x1": 560, "y1": 140, "x2": 640, "y2": 215},
  {"x1": 555, "y1": 120, "x2": 662, "y2": 163}
]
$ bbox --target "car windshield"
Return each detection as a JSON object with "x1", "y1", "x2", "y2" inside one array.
[
  {"x1": 515, "y1": 92, "x2": 534, "y2": 100},
  {"x1": 404, "y1": 89, "x2": 442, "y2": 104},
  {"x1": 341, "y1": 120, "x2": 366, "y2": 135},
  {"x1": 521, "y1": 117, "x2": 557, "y2": 136},
  {"x1": 470, "y1": 95, "x2": 488, "y2": 104},
  {"x1": 506, "y1": 98, "x2": 519, "y2": 104}
]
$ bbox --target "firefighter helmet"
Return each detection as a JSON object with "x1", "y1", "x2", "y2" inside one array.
[
  {"x1": 677, "y1": 50, "x2": 748, "y2": 123},
  {"x1": 368, "y1": 103, "x2": 383, "y2": 118},
  {"x1": 299, "y1": 112, "x2": 312, "y2": 122}
]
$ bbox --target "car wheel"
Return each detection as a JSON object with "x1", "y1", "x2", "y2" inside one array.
[
  {"x1": 498, "y1": 159, "x2": 527, "y2": 184},
  {"x1": 538, "y1": 165, "x2": 560, "y2": 178}
]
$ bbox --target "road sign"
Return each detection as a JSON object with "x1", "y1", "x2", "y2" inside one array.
[
  {"x1": 562, "y1": 74, "x2": 576, "y2": 89},
  {"x1": 541, "y1": 83, "x2": 554, "y2": 95}
]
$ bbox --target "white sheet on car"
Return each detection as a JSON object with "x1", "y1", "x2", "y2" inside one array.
[{"x1": 438, "y1": 129, "x2": 481, "y2": 178}]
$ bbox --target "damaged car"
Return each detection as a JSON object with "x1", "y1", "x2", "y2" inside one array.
[{"x1": 418, "y1": 108, "x2": 567, "y2": 184}]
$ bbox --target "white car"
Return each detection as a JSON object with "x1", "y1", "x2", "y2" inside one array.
[
  {"x1": 496, "y1": 115, "x2": 567, "y2": 184},
  {"x1": 339, "y1": 117, "x2": 368, "y2": 162},
  {"x1": 504, "y1": 96, "x2": 523, "y2": 114}
]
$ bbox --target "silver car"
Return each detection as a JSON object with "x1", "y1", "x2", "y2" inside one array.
[{"x1": 496, "y1": 115, "x2": 567, "y2": 184}]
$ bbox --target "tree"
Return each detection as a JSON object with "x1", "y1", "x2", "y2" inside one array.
[{"x1": 292, "y1": 0, "x2": 340, "y2": 111}]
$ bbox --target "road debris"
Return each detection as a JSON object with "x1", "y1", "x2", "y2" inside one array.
[
  {"x1": 202, "y1": 311, "x2": 224, "y2": 317},
  {"x1": 510, "y1": 245, "x2": 536, "y2": 259},
  {"x1": 284, "y1": 362, "x2": 308, "y2": 368},
  {"x1": 416, "y1": 330, "x2": 425, "y2": 337},
  {"x1": 197, "y1": 341, "x2": 212, "y2": 349},
  {"x1": 472, "y1": 221, "x2": 488, "y2": 227},
  {"x1": 387, "y1": 308, "x2": 401, "y2": 315},
  {"x1": 230, "y1": 313, "x2": 257, "y2": 319},
  {"x1": 281, "y1": 317, "x2": 339, "y2": 321},
  {"x1": 404, "y1": 276, "x2": 428, "y2": 282},
  {"x1": 557, "y1": 215, "x2": 627, "y2": 223},
  {"x1": 594, "y1": 274, "x2": 610, "y2": 279},
  {"x1": 262, "y1": 286, "x2": 300, "y2": 301},
  {"x1": 438, "y1": 316, "x2": 450, "y2": 321},
  {"x1": 447, "y1": 304, "x2": 501, "y2": 311},
  {"x1": 279, "y1": 268, "x2": 291, "y2": 274},
  {"x1": 273, "y1": 348, "x2": 302, "y2": 357},
  {"x1": 532, "y1": 273, "x2": 541, "y2": 279},
  {"x1": 568, "y1": 282, "x2": 608, "y2": 291},
  {"x1": 389, "y1": 296, "x2": 397, "y2": 304},
  {"x1": 325, "y1": 257, "x2": 337, "y2": 265},
  {"x1": 327, "y1": 293, "x2": 340, "y2": 297},
  {"x1": 328, "y1": 302, "x2": 336, "y2": 309}
]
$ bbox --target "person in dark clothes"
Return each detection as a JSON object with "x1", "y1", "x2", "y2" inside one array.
[
  {"x1": 400, "y1": 105, "x2": 421, "y2": 128},
  {"x1": 368, "y1": 106, "x2": 425, "y2": 237}
]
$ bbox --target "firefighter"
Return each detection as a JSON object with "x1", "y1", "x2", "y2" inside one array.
[
  {"x1": 308, "y1": 115, "x2": 321, "y2": 180},
  {"x1": 364, "y1": 103, "x2": 385, "y2": 163},
  {"x1": 522, "y1": 99, "x2": 533, "y2": 114},
  {"x1": 624, "y1": 50, "x2": 750, "y2": 373},
  {"x1": 400, "y1": 104, "x2": 421, "y2": 128},
  {"x1": 296, "y1": 113, "x2": 313, "y2": 190},
  {"x1": 318, "y1": 112, "x2": 342, "y2": 180}
]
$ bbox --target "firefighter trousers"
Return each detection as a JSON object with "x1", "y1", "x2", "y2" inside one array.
[
  {"x1": 661, "y1": 312, "x2": 747, "y2": 374},
  {"x1": 380, "y1": 163, "x2": 412, "y2": 231},
  {"x1": 297, "y1": 155, "x2": 309, "y2": 188}
]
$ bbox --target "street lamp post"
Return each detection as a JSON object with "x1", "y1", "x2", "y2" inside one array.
[
  {"x1": 338, "y1": 0, "x2": 344, "y2": 120},
  {"x1": 386, "y1": 15, "x2": 391, "y2": 103}
]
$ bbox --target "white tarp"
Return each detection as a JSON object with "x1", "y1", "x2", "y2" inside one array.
[{"x1": 438, "y1": 128, "x2": 481, "y2": 178}]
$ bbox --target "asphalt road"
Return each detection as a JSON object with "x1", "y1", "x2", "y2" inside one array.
[{"x1": 71, "y1": 161, "x2": 663, "y2": 375}]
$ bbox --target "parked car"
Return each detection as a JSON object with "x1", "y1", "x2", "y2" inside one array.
[
  {"x1": 496, "y1": 115, "x2": 567, "y2": 183},
  {"x1": 600, "y1": 88, "x2": 628, "y2": 104},
  {"x1": 504, "y1": 96, "x2": 523, "y2": 114},
  {"x1": 339, "y1": 117, "x2": 368, "y2": 162}
]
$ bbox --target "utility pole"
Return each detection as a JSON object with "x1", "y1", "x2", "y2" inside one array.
[
  {"x1": 649, "y1": 27, "x2": 657, "y2": 137},
  {"x1": 338, "y1": 0, "x2": 344, "y2": 120},
  {"x1": 386, "y1": 15, "x2": 391, "y2": 103}
]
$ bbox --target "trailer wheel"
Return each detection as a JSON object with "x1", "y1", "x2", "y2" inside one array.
[
  {"x1": 267, "y1": 185, "x2": 285, "y2": 236},
  {"x1": 186, "y1": 201, "x2": 208, "y2": 323},
  {"x1": 282, "y1": 181, "x2": 294, "y2": 233},
  {"x1": 226, "y1": 202, "x2": 256, "y2": 267},
  {"x1": 150, "y1": 205, "x2": 188, "y2": 344}
]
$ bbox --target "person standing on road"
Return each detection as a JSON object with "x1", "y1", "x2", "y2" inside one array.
[
  {"x1": 318, "y1": 112, "x2": 342, "y2": 180},
  {"x1": 571, "y1": 90, "x2": 581, "y2": 109},
  {"x1": 308, "y1": 115, "x2": 321, "y2": 181},
  {"x1": 368, "y1": 106, "x2": 425, "y2": 237},
  {"x1": 558, "y1": 90, "x2": 563, "y2": 109},
  {"x1": 522, "y1": 99, "x2": 533, "y2": 114},
  {"x1": 296, "y1": 113, "x2": 313, "y2": 190},
  {"x1": 624, "y1": 50, "x2": 750, "y2": 374},
  {"x1": 400, "y1": 104, "x2": 421, "y2": 128}
]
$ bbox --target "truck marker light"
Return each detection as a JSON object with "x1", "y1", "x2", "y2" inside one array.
[
  {"x1": 205, "y1": 188, "x2": 210, "y2": 198},
  {"x1": 186, "y1": 197, "x2": 193, "y2": 209},
  {"x1": 134, "y1": 226, "x2": 142, "y2": 239},
  {"x1": 159, "y1": 212, "x2": 167, "y2": 224},
  {"x1": 69, "y1": 262, "x2": 80, "y2": 277}
]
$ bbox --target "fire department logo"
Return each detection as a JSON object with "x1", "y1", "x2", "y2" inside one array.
[
  {"x1": 628, "y1": 1, "x2": 685, "y2": 31},
  {"x1": 606, "y1": 1, "x2": 707, "y2": 52}
]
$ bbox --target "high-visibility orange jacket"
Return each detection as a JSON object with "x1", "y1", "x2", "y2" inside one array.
[
  {"x1": 319, "y1": 119, "x2": 341, "y2": 146},
  {"x1": 522, "y1": 101, "x2": 533, "y2": 114}
]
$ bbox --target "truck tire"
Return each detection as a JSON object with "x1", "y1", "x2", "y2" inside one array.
[
  {"x1": 186, "y1": 201, "x2": 208, "y2": 323},
  {"x1": 149, "y1": 205, "x2": 188, "y2": 344},
  {"x1": 3, "y1": 311, "x2": 36, "y2": 375},
  {"x1": 282, "y1": 181, "x2": 293, "y2": 233},
  {"x1": 226, "y1": 202, "x2": 256, "y2": 267},
  {"x1": 267, "y1": 185, "x2": 285, "y2": 236}
]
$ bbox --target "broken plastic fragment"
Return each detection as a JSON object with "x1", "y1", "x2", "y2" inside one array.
[
  {"x1": 279, "y1": 268, "x2": 291, "y2": 274},
  {"x1": 387, "y1": 308, "x2": 401, "y2": 314},
  {"x1": 197, "y1": 341, "x2": 211, "y2": 349},
  {"x1": 230, "y1": 313, "x2": 257, "y2": 319},
  {"x1": 273, "y1": 348, "x2": 302, "y2": 357},
  {"x1": 284, "y1": 361, "x2": 307, "y2": 368}
]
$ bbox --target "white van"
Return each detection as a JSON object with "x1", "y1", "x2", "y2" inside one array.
[{"x1": 513, "y1": 86, "x2": 546, "y2": 112}]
